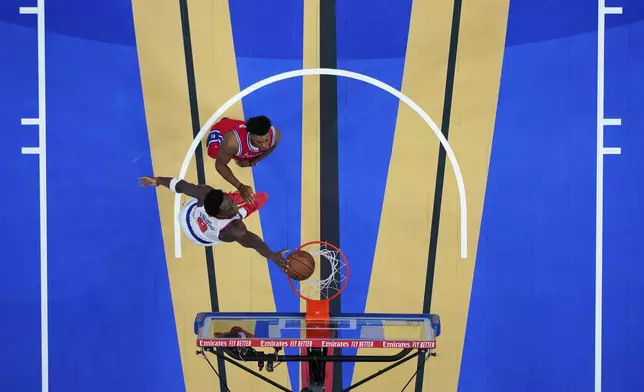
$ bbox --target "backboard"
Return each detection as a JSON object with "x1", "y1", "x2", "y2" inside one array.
[{"x1": 194, "y1": 312, "x2": 440, "y2": 350}]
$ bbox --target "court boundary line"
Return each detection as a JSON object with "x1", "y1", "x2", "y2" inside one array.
[
  {"x1": 173, "y1": 68, "x2": 468, "y2": 260},
  {"x1": 19, "y1": 1, "x2": 48, "y2": 391},
  {"x1": 596, "y1": 3, "x2": 623, "y2": 392}
]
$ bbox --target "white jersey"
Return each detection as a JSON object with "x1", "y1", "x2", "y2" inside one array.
[{"x1": 179, "y1": 198, "x2": 248, "y2": 246}]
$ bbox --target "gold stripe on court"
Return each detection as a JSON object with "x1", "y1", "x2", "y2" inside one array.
[
  {"x1": 133, "y1": 0, "x2": 289, "y2": 389},
  {"x1": 187, "y1": 0, "x2": 290, "y2": 390},
  {"x1": 131, "y1": 0, "x2": 213, "y2": 389},
  {"x1": 423, "y1": 0, "x2": 510, "y2": 390},
  {"x1": 351, "y1": 0, "x2": 454, "y2": 388}
]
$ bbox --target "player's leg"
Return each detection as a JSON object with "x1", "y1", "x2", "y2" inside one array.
[
  {"x1": 215, "y1": 117, "x2": 245, "y2": 128},
  {"x1": 206, "y1": 118, "x2": 246, "y2": 159},
  {"x1": 247, "y1": 192, "x2": 268, "y2": 215},
  {"x1": 214, "y1": 326, "x2": 258, "y2": 358},
  {"x1": 214, "y1": 326, "x2": 255, "y2": 339},
  {"x1": 227, "y1": 191, "x2": 268, "y2": 216},
  {"x1": 206, "y1": 128, "x2": 223, "y2": 159}
]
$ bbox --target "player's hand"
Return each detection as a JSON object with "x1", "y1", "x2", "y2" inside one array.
[
  {"x1": 271, "y1": 250, "x2": 291, "y2": 274},
  {"x1": 235, "y1": 160, "x2": 252, "y2": 168},
  {"x1": 237, "y1": 184, "x2": 255, "y2": 204},
  {"x1": 138, "y1": 176, "x2": 158, "y2": 187}
]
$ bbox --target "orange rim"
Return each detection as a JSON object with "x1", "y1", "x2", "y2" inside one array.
[{"x1": 286, "y1": 240, "x2": 350, "y2": 303}]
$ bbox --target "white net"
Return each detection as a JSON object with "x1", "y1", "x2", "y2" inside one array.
[{"x1": 290, "y1": 242, "x2": 348, "y2": 301}]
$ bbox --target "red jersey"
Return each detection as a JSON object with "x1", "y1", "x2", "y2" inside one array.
[{"x1": 207, "y1": 118, "x2": 276, "y2": 161}]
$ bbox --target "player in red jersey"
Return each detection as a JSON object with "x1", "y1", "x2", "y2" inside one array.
[{"x1": 207, "y1": 116, "x2": 281, "y2": 203}]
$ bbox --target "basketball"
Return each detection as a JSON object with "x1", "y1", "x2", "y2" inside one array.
[{"x1": 286, "y1": 250, "x2": 316, "y2": 280}]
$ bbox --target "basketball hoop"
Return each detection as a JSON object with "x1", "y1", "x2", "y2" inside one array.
[
  {"x1": 286, "y1": 241, "x2": 349, "y2": 321},
  {"x1": 195, "y1": 240, "x2": 441, "y2": 392}
]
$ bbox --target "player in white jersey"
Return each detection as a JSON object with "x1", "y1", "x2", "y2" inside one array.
[{"x1": 138, "y1": 175, "x2": 289, "y2": 272}]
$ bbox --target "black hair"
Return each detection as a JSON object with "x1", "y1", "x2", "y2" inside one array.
[
  {"x1": 204, "y1": 189, "x2": 224, "y2": 217},
  {"x1": 246, "y1": 115, "x2": 272, "y2": 136}
]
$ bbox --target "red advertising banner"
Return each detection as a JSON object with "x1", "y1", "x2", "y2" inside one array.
[{"x1": 197, "y1": 338, "x2": 436, "y2": 349}]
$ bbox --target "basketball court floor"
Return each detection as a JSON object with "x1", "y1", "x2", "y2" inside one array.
[{"x1": 1, "y1": 0, "x2": 644, "y2": 391}]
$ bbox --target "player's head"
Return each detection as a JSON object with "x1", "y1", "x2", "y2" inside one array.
[
  {"x1": 246, "y1": 115, "x2": 272, "y2": 151},
  {"x1": 204, "y1": 189, "x2": 238, "y2": 219}
]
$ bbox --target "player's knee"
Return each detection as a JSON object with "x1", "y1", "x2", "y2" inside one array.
[{"x1": 207, "y1": 144, "x2": 219, "y2": 159}]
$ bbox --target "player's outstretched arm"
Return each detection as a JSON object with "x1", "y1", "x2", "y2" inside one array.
[
  {"x1": 215, "y1": 134, "x2": 255, "y2": 203},
  {"x1": 219, "y1": 220, "x2": 288, "y2": 272},
  {"x1": 139, "y1": 176, "x2": 212, "y2": 201},
  {"x1": 215, "y1": 135, "x2": 244, "y2": 188}
]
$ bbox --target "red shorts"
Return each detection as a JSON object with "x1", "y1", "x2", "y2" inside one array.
[{"x1": 207, "y1": 118, "x2": 245, "y2": 159}]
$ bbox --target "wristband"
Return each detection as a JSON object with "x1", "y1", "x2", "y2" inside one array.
[{"x1": 169, "y1": 178, "x2": 182, "y2": 193}]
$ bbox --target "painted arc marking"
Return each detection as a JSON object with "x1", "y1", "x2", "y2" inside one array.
[{"x1": 173, "y1": 68, "x2": 468, "y2": 260}]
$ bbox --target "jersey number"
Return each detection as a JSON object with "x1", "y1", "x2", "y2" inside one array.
[{"x1": 197, "y1": 217, "x2": 208, "y2": 233}]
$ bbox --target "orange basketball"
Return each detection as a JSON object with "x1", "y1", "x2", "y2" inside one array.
[{"x1": 286, "y1": 250, "x2": 316, "y2": 280}]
